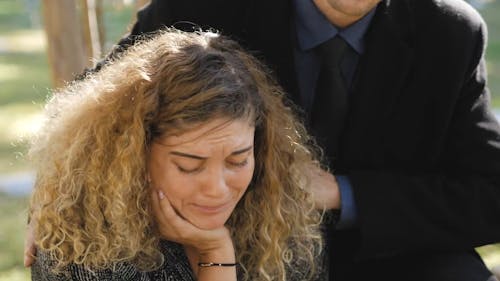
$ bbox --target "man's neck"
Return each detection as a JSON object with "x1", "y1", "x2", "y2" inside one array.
[{"x1": 313, "y1": 0, "x2": 378, "y2": 28}]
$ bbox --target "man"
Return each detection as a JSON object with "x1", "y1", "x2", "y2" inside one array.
[{"x1": 27, "y1": 0, "x2": 500, "y2": 280}]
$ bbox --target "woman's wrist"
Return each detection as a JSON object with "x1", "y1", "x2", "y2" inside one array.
[
  {"x1": 198, "y1": 239, "x2": 236, "y2": 264},
  {"x1": 196, "y1": 239, "x2": 237, "y2": 281},
  {"x1": 198, "y1": 262, "x2": 239, "y2": 267},
  {"x1": 194, "y1": 227, "x2": 235, "y2": 261}
]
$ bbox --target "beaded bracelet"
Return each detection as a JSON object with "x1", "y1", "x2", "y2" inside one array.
[{"x1": 198, "y1": 262, "x2": 239, "y2": 267}]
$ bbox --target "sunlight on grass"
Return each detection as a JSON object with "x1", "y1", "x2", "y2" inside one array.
[
  {"x1": 0, "y1": 103, "x2": 44, "y2": 173},
  {"x1": 0, "y1": 63, "x2": 22, "y2": 81},
  {"x1": 0, "y1": 268, "x2": 30, "y2": 281},
  {"x1": 0, "y1": 29, "x2": 45, "y2": 53},
  {"x1": 477, "y1": 244, "x2": 500, "y2": 270},
  {"x1": 0, "y1": 103, "x2": 44, "y2": 143},
  {"x1": 0, "y1": 52, "x2": 50, "y2": 105},
  {"x1": 0, "y1": 193, "x2": 29, "y2": 278}
]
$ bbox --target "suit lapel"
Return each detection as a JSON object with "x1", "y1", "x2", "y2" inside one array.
[{"x1": 342, "y1": 1, "x2": 415, "y2": 163}]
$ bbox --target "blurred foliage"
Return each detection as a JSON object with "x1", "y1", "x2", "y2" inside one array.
[
  {"x1": 0, "y1": 0, "x2": 134, "y2": 174},
  {"x1": 0, "y1": 1, "x2": 135, "y2": 279}
]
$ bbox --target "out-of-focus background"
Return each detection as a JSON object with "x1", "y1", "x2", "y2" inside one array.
[{"x1": 0, "y1": 0, "x2": 499, "y2": 280}]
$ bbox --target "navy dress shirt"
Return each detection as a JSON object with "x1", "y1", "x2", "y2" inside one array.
[{"x1": 293, "y1": 0, "x2": 376, "y2": 228}]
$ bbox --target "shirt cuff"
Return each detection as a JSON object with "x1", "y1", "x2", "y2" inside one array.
[{"x1": 335, "y1": 175, "x2": 358, "y2": 229}]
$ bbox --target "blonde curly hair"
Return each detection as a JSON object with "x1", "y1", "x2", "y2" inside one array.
[{"x1": 29, "y1": 29, "x2": 323, "y2": 281}]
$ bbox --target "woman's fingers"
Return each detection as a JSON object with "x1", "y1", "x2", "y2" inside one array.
[
  {"x1": 156, "y1": 190, "x2": 180, "y2": 223},
  {"x1": 149, "y1": 187, "x2": 231, "y2": 253},
  {"x1": 151, "y1": 187, "x2": 195, "y2": 240},
  {"x1": 150, "y1": 187, "x2": 165, "y2": 224}
]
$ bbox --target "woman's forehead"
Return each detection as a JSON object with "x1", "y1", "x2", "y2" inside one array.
[{"x1": 156, "y1": 118, "x2": 255, "y2": 149}]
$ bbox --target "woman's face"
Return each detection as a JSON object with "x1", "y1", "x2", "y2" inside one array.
[{"x1": 148, "y1": 118, "x2": 255, "y2": 230}]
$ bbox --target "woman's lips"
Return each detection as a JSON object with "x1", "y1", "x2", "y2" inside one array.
[{"x1": 192, "y1": 201, "x2": 231, "y2": 214}]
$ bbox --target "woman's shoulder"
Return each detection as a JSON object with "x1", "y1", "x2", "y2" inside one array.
[
  {"x1": 31, "y1": 241, "x2": 195, "y2": 281},
  {"x1": 30, "y1": 250, "x2": 114, "y2": 281},
  {"x1": 158, "y1": 240, "x2": 196, "y2": 280}
]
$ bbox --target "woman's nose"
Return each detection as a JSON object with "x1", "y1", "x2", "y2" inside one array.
[{"x1": 201, "y1": 167, "x2": 228, "y2": 197}]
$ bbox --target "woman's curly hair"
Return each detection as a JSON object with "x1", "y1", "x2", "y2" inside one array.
[{"x1": 29, "y1": 29, "x2": 324, "y2": 281}]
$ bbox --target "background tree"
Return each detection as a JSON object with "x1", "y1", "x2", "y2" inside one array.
[
  {"x1": 80, "y1": 0, "x2": 104, "y2": 63},
  {"x1": 42, "y1": 0, "x2": 88, "y2": 88},
  {"x1": 136, "y1": 0, "x2": 150, "y2": 10}
]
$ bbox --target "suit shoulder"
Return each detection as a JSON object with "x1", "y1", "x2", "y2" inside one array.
[
  {"x1": 393, "y1": 0, "x2": 487, "y2": 51},
  {"x1": 412, "y1": 0, "x2": 486, "y2": 33}
]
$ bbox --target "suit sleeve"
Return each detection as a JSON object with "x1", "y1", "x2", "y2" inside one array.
[{"x1": 351, "y1": 14, "x2": 500, "y2": 259}]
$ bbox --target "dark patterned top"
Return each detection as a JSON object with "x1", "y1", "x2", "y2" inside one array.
[{"x1": 31, "y1": 240, "x2": 328, "y2": 281}]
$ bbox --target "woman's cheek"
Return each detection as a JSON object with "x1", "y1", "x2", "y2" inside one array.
[{"x1": 163, "y1": 176, "x2": 192, "y2": 212}]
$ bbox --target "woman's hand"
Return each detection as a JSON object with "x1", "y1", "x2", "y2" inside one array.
[
  {"x1": 151, "y1": 188, "x2": 237, "y2": 280},
  {"x1": 151, "y1": 188, "x2": 234, "y2": 255}
]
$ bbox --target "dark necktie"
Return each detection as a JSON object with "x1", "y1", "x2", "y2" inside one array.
[{"x1": 310, "y1": 36, "x2": 353, "y2": 165}]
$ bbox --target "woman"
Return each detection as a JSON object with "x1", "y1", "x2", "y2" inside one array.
[{"x1": 29, "y1": 29, "x2": 326, "y2": 281}]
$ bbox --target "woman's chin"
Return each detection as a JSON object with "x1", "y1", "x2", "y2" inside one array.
[{"x1": 192, "y1": 219, "x2": 226, "y2": 230}]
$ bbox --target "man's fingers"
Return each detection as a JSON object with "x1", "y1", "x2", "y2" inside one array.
[
  {"x1": 24, "y1": 243, "x2": 36, "y2": 267},
  {"x1": 24, "y1": 221, "x2": 36, "y2": 267}
]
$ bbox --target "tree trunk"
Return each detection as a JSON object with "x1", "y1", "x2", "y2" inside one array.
[
  {"x1": 80, "y1": 0, "x2": 102, "y2": 61},
  {"x1": 136, "y1": 0, "x2": 150, "y2": 10},
  {"x1": 96, "y1": 0, "x2": 105, "y2": 51},
  {"x1": 42, "y1": 0, "x2": 87, "y2": 88}
]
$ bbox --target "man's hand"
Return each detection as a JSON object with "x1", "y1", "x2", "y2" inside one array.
[
  {"x1": 24, "y1": 219, "x2": 36, "y2": 267},
  {"x1": 307, "y1": 164, "x2": 341, "y2": 210}
]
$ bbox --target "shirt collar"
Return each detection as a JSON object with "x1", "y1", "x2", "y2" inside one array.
[{"x1": 293, "y1": 0, "x2": 377, "y2": 53}]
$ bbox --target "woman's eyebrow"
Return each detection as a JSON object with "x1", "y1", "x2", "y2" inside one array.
[
  {"x1": 231, "y1": 145, "x2": 253, "y2": 155},
  {"x1": 170, "y1": 145, "x2": 253, "y2": 159},
  {"x1": 170, "y1": 151, "x2": 207, "y2": 160}
]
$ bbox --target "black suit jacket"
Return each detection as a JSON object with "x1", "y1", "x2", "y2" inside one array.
[{"x1": 111, "y1": 0, "x2": 500, "y2": 280}]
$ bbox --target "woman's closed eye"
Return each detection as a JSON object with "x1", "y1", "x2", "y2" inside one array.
[
  {"x1": 227, "y1": 158, "x2": 248, "y2": 168},
  {"x1": 176, "y1": 164, "x2": 204, "y2": 174},
  {"x1": 173, "y1": 158, "x2": 205, "y2": 174},
  {"x1": 226, "y1": 147, "x2": 253, "y2": 168}
]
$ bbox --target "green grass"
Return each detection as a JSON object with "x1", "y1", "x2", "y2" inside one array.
[
  {"x1": 487, "y1": 42, "x2": 500, "y2": 107},
  {"x1": 0, "y1": 1, "x2": 33, "y2": 33},
  {"x1": 0, "y1": 1, "x2": 135, "y2": 174},
  {"x1": 478, "y1": 243, "x2": 500, "y2": 270},
  {"x1": 0, "y1": 193, "x2": 30, "y2": 279},
  {"x1": 0, "y1": 2, "x2": 134, "y2": 278},
  {"x1": 0, "y1": 52, "x2": 51, "y2": 105},
  {"x1": 482, "y1": 0, "x2": 500, "y2": 105},
  {"x1": 0, "y1": 37, "x2": 51, "y2": 174},
  {"x1": 0, "y1": 103, "x2": 43, "y2": 174}
]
